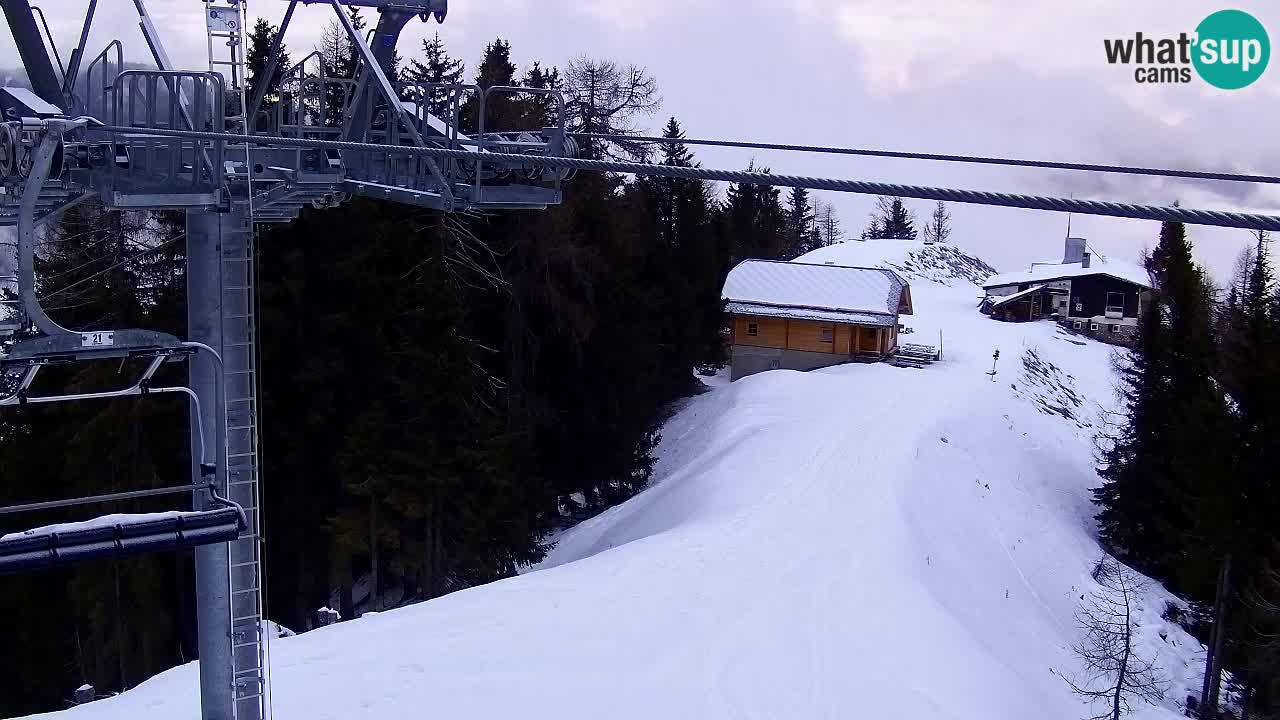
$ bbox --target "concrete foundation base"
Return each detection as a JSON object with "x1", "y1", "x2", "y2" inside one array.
[{"x1": 730, "y1": 345, "x2": 863, "y2": 381}]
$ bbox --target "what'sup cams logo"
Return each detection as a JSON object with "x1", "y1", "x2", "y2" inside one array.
[{"x1": 1104, "y1": 9, "x2": 1269, "y2": 89}]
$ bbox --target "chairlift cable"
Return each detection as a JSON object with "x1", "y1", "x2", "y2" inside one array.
[
  {"x1": 92, "y1": 126, "x2": 1280, "y2": 232},
  {"x1": 570, "y1": 132, "x2": 1280, "y2": 186}
]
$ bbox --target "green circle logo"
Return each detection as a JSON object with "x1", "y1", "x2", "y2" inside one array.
[{"x1": 1193, "y1": 10, "x2": 1270, "y2": 89}]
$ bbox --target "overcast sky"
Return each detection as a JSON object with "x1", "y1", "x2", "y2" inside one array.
[{"x1": 4, "y1": 0, "x2": 1279, "y2": 280}]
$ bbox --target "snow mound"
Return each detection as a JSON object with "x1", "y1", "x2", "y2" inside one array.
[
  {"x1": 801, "y1": 239, "x2": 998, "y2": 287},
  {"x1": 26, "y1": 241, "x2": 1206, "y2": 720}
]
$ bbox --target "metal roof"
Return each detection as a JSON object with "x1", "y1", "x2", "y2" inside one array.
[
  {"x1": 722, "y1": 260, "x2": 909, "y2": 320},
  {"x1": 983, "y1": 260, "x2": 1152, "y2": 290},
  {"x1": 988, "y1": 284, "x2": 1045, "y2": 308}
]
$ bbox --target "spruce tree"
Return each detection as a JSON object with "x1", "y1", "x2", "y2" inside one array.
[
  {"x1": 404, "y1": 32, "x2": 466, "y2": 118},
  {"x1": 722, "y1": 163, "x2": 787, "y2": 260},
  {"x1": 637, "y1": 117, "x2": 725, "y2": 377},
  {"x1": 785, "y1": 187, "x2": 814, "y2": 259},
  {"x1": 518, "y1": 62, "x2": 561, "y2": 129},
  {"x1": 862, "y1": 196, "x2": 916, "y2": 240},
  {"x1": 1220, "y1": 232, "x2": 1280, "y2": 712},
  {"x1": 1094, "y1": 220, "x2": 1232, "y2": 596},
  {"x1": 246, "y1": 18, "x2": 290, "y2": 125},
  {"x1": 461, "y1": 39, "x2": 519, "y2": 132},
  {"x1": 882, "y1": 197, "x2": 917, "y2": 240}
]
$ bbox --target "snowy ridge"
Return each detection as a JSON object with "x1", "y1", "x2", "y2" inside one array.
[
  {"x1": 27, "y1": 240, "x2": 1207, "y2": 720},
  {"x1": 800, "y1": 239, "x2": 998, "y2": 288}
]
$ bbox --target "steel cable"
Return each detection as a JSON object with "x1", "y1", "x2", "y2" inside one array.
[{"x1": 97, "y1": 125, "x2": 1280, "y2": 232}]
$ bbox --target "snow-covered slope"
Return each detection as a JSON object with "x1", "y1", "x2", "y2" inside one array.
[{"x1": 25, "y1": 240, "x2": 1206, "y2": 720}]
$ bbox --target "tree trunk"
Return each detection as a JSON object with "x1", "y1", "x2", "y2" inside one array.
[
  {"x1": 1114, "y1": 576, "x2": 1133, "y2": 720},
  {"x1": 369, "y1": 495, "x2": 379, "y2": 612},
  {"x1": 337, "y1": 550, "x2": 354, "y2": 621},
  {"x1": 113, "y1": 563, "x2": 128, "y2": 690},
  {"x1": 1203, "y1": 550, "x2": 1233, "y2": 707}
]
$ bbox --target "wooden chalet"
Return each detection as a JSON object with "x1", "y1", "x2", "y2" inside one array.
[{"x1": 722, "y1": 260, "x2": 914, "y2": 381}]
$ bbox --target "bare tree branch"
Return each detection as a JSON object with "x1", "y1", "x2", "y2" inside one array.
[{"x1": 1059, "y1": 558, "x2": 1168, "y2": 720}]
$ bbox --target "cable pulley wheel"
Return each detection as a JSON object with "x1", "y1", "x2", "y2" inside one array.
[{"x1": 0, "y1": 124, "x2": 16, "y2": 179}]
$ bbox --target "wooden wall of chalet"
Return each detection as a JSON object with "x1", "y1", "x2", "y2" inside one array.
[
  {"x1": 732, "y1": 316, "x2": 896, "y2": 356},
  {"x1": 733, "y1": 316, "x2": 788, "y2": 348},
  {"x1": 788, "y1": 319, "x2": 837, "y2": 353},
  {"x1": 835, "y1": 324, "x2": 852, "y2": 355}
]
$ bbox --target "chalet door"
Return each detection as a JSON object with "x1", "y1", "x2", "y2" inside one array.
[
  {"x1": 858, "y1": 327, "x2": 879, "y2": 354},
  {"x1": 1031, "y1": 293, "x2": 1042, "y2": 319}
]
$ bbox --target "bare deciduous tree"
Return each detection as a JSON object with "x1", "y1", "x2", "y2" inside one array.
[
  {"x1": 562, "y1": 57, "x2": 660, "y2": 159},
  {"x1": 1060, "y1": 558, "x2": 1167, "y2": 720},
  {"x1": 813, "y1": 198, "x2": 842, "y2": 246},
  {"x1": 923, "y1": 200, "x2": 953, "y2": 244}
]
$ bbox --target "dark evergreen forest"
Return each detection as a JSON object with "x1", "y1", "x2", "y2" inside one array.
[
  {"x1": 0, "y1": 23, "x2": 837, "y2": 714},
  {"x1": 1093, "y1": 221, "x2": 1280, "y2": 718}
]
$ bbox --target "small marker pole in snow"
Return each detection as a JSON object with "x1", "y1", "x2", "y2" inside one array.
[{"x1": 988, "y1": 349, "x2": 1000, "y2": 382}]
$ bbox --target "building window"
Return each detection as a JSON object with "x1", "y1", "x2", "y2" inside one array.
[
  {"x1": 1106, "y1": 292, "x2": 1125, "y2": 315},
  {"x1": 747, "y1": 322, "x2": 759, "y2": 337},
  {"x1": 1074, "y1": 300, "x2": 1083, "y2": 313},
  {"x1": 820, "y1": 327, "x2": 833, "y2": 343},
  {"x1": 1073, "y1": 320, "x2": 1083, "y2": 330},
  {"x1": 1110, "y1": 324, "x2": 1121, "y2": 333},
  {"x1": 1090, "y1": 322, "x2": 1099, "y2": 331}
]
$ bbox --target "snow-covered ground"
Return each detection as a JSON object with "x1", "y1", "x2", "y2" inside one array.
[{"x1": 23, "y1": 240, "x2": 1207, "y2": 720}]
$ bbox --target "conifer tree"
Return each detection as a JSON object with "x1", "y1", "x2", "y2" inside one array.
[
  {"x1": 637, "y1": 117, "x2": 725, "y2": 376},
  {"x1": 880, "y1": 197, "x2": 917, "y2": 239},
  {"x1": 404, "y1": 32, "x2": 465, "y2": 117},
  {"x1": 785, "y1": 187, "x2": 814, "y2": 259},
  {"x1": 518, "y1": 62, "x2": 561, "y2": 129},
  {"x1": 1095, "y1": 221, "x2": 1232, "y2": 600},
  {"x1": 722, "y1": 163, "x2": 787, "y2": 260},
  {"x1": 461, "y1": 39, "x2": 519, "y2": 132},
  {"x1": 1216, "y1": 232, "x2": 1280, "y2": 715},
  {"x1": 246, "y1": 18, "x2": 290, "y2": 126}
]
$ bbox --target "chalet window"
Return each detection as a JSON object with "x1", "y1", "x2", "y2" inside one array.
[
  {"x1": 819, "y1": 327, "x2": 834, "y2": 343},
  {"x1": 1110, "y1": 324, "x2": 1121, "y2": 333},
  {"x1": 1074, "y1": 300, "x2": 1083, "y2": 313},
  {"x1": 1106, "y1": 292, "x2": 1125, "y2": 315},
  {"x1": 1090, "y1": 322, "x2": 1099, "y2": 331},
  {"x1": 747, "y1": 322, "x2": 759, "y2": 337},
  {"x1": 1073, "y1": 320, "x2": 1083, "y2": 330}
]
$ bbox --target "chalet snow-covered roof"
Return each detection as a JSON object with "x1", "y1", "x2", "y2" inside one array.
[
  {"x1": 724, "y1": 302, "x2": 899, "y2": 327},
  {"x1": 722, "y1": 260, "x2": 912, "y2": 321},
  {"x1": 988, "y1": 285, "x2": 1045, "y2": 308},
  {"x1": 983, "y1": 260, "x2": 1152, "y2": 290}
]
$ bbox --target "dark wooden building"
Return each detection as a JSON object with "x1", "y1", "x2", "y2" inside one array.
[{"x1": 981, "y1": 241, "x2": 1153, "y2": 346}]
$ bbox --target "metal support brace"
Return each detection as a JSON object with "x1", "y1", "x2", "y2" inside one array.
[
  {"x1": 327, "y1": 0, "x2": 454, "y2": 207},
  {"x1": 0, "y1": 0, "x2": 66, "y2": 109},
  {"x1": 17, "y1": 130, "x2": 73, "y2": 336},
  {"x1": 62, "y1": 0, "x2": 99, "y2": 103}
]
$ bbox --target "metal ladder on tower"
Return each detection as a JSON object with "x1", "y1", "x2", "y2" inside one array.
[{"x1": 205, "y1": 2, "x2": 269, "y2": 718}]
